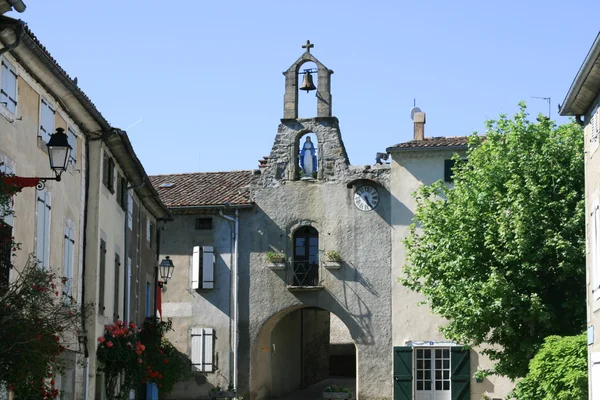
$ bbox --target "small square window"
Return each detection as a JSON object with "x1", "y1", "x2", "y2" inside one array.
[{"x1": 195, "y1": 218, "x2": 212, "y2": 230}]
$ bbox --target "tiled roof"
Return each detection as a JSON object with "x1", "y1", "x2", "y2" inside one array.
[
  {"x1": 387, "y1": 136, "x2": 471, "y2": 150},
  {"x1": 0, "y1": 16, "x2": 111, "y2": 130},
  {"x1": 149, "y1": 171, "x2": 253, "y2": 208}
]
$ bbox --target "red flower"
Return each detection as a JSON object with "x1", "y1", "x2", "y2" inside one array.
[
  {"x1": 106, "y1": 341, "x2": 113, "y2": 348},
  {"x1": 164, "y1": 358, "x2": 168, "y2": 364}
]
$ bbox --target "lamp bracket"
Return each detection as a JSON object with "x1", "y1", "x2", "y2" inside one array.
[{"x1": 36, "y1": 176, "x2": 61, "y2": 190}]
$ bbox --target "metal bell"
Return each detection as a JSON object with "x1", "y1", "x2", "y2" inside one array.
[{"x1": 299, "y1": 71, "x2": 316, "y2": 92}]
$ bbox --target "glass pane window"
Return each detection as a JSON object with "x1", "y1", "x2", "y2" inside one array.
[{"x1": 415, "y1": 347, "x2": 451, "y2": 394}]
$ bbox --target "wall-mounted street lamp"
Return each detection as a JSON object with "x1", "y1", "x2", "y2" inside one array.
[
  {"x1": 158, "y1": 256, "x2": 175, "y2": 287},
  {"x1": 37, "y1": 127, "x2": 72, "y2": 189}
]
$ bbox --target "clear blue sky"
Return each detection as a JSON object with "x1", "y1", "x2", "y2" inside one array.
[{"x1": 10, "y1": 0, "x2": 599, "y2": 175}]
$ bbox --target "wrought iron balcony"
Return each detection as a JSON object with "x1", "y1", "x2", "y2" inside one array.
[{"x1": 286, "y1": 260, "x2": 323, "y2": 291}]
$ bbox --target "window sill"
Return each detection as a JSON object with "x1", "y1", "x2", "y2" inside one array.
[{"x1": 287, "y1": 285, "x2": 324, "y2": 292}]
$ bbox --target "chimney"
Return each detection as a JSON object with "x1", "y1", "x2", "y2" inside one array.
[{"x1": 413, "y1": 112, "x2": 426, "y2": 140}]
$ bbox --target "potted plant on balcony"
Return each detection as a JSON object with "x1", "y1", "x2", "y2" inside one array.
[
  {"x1": 209, "y1": 384, "x2": 237, "y2": 399},
  {"x1": 265, "y1": 250, "x2": 286, "y2": 270},
  {"x1": 323, "y1": 250, "x2": 343, "y2": 269},
  {"x1": 323, "y1": 385, "x2": 352, "y2": 399}
]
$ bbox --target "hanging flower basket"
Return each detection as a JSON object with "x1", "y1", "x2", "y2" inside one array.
[
  {"x1": 265, "y1": 250, "x2": 286, "y2": 269},
  {"x1": 324, "y1": 250, "x2": 343, "y2": 269}
]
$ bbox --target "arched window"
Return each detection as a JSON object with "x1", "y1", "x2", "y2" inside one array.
[{"x1": 292, "y1": 226, "x2": 319, "y2": 286}]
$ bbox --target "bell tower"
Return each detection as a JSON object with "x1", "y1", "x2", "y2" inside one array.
[
  {"x1": 283, "y1": 40, "x2": 334, "y2": 119},
  {"x1": 258, "y1": 41, "x2": 349, "y2": 185}
]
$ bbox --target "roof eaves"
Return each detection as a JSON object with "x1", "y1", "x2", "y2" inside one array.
[
  {"x1": 0, "y1": 16, "x2": 111, "y2": 132},
  {"x1": 560, "y1": 32, "x2": 600, "y2": 116},
  {"x1": 386, "y1": 144, "x2": 468, "y2": 153},
  {"x1": 106, "y1": 130, "x2": 173, "y2": 221}
]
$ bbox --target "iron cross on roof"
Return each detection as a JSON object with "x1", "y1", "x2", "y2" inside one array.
[{"x1": 302, "y1": 40, "x2": 314, "y2": 53}]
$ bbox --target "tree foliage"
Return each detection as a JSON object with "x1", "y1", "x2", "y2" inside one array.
[
  {"x1": 402, "y1": 104, "x2": 585, "y2": 378},
  {"x1": 510, "y1": 334, "x2": 587, "y2": 400}
]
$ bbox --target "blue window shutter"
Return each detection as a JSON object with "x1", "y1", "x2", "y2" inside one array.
[
  {"x1": 450, "y1": 347, "x2": 470, "y2": 400},
  {"x1": 393, "y1": 346, "x2": 412, "y2": 400}
]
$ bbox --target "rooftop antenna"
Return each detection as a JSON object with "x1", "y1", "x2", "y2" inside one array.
[{"x1": 531, "y1": 96, "x2": 551, "y2": 119}]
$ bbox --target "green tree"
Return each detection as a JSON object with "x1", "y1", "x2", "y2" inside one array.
[
  {"x1": 402, "y1": 104, "x2": 585, "y2": 379},
  {"x1": 510, "y1": 334, "x2": 587, "y2": 400}
]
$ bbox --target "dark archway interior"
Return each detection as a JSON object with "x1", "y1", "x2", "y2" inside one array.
[{"x1": 268, "y1": 307, "x2": 356, "y2": 399}]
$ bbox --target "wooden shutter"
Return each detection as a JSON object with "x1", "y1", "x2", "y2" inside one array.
[
  {"x1": 202, "y1": 246, "x2": 214, "y2": 289},
  {"x1": 67, "y1": 128, "x2": 77, "y2": 163},
  {"x1": 99, "y1": 239, "x2": 106, "y2": 314},
  {"x1": 191, "y1": 327, "x2": 204, "y2": 371},
  {"x1": 36, "y1": 191, "x2": 51, "y2": 268},
  {"x1": 43, "y1": 193, "x2": 51, "y2": 267},
  {"x1": 191, "y1": 246, "x2": 200, "y2": 289},
  {"x1": 114, "y1": 253, "x2": 121, "y2": 320},
  {"x1": 203, "y1": 328, "x2": 214, "y2": 372},
  {"x1": 63, "y1": 223, "x2": 74, "y2": 301},
  {"x1": 393, "y1": 346, "x2": 412, "y2": 400},
  {"x1": 1, "y1": 58, "x2": 17, "y2": 113},
  {"x1": 450, "y1": 347, "x2": 470, "y2": 400},
  {"x1": 40, "y1": 99, "x2": 54, "y2": 142},
  {"x1": 190, "y1": 327, "x2": 214, "y2": 372},
  {"x1": 590, "y1": 200, "x2": 600, "y2": 300}
]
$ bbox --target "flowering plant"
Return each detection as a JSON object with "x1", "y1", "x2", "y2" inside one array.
[
  {"x1": 324, "y1": 250, "x2": 342, "y2": 262},
  {"x1": 97, "y1": 320, "x2": 145, "y2": 400},
  {"x1": 265, "y1": 250, "x2": 286, "y2": 263},
  {"x1": 0, "y1": 255, "x2": 88, "y2": 399}
]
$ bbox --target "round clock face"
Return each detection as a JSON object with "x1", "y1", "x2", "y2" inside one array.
[{"x1": 353, "y1": 185, "x2": 379, "y2": 211}]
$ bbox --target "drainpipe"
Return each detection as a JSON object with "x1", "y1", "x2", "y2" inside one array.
[
  {"x1": 81, "y1": 134, "x2": 91, "y2": 400},
  {"x1": 7, "y1": 0, "x2": 26, "y2": 13},
  {"x1": 0, "y1": 22, "x2": 23, "y2": 57},
  {"x1": 219, "y1": 208, "x2": 239, "y2": 390},
  {"x1": 575, "y1": 115, "x2": 585, "y2": 126}
]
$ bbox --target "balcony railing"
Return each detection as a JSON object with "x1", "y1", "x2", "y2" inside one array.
[{"x1": 286, "y1": 260, "x2": 323, "y2": 289}]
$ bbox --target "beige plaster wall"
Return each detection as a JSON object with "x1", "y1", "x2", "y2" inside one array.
[{"x1": 389, "y1": 150, "x2": 514, "y2": 400}]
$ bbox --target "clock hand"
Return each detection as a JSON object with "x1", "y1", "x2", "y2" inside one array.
[{"x1": 362, "y1": 194, "x2": 373, "y2": 208}]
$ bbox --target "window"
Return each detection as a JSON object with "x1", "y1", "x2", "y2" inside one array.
[
  {"x1": 102, "y1": 152, "x2": 115, "y2": 193},
  {"x1": 444, "y1": 159, "x2": 467, "y2": 183},
  {"x1": 146, "y1": 218, "x2": 151, "y2": 242},
  {"x1": 114, "y1": 252, "x2": 121, "y2": 321},
  {"x1": 0, "y1": 222, "x2": 11, "y2": 293},
  {"x1": 67, "y1": 128, "x2": 77, "y2": 164},
  {"x1": 63, "y1": 221, "x2": 75, "y2": 303},
  {"x1": 0, "y1": 163, "x2": 14, "y2": 227},
  {"x1": 1, "y1": 57, "x2": 17, "y2": 113},
  {"x1": 127, "y1": 190, "x2": 133, "y2": 229},
  {"x1": 415, "y1": 348, "x2": 450, "y2": 394},
  {"x1": 195, "y1": 218, "x2": 213, "y2": 230},
  {"x1": 40, "y1": 98, "x2": 55, "y2": 143},
  {"x1": 592, "y1": 352, "x2": 600, "y2": 400},
  {"x1": 393, "y1": 346, "x2": 470, "y2": 400},
  {"x1": 192, "y1": 246, "x2": 214, "y2": 289},
  {"x1": 145, "y1": 281, "x2": 151, "y2": 318},
  {"x1": 99, "y1": 239, "x2": 106, "y2": 315},
  {"x1": 593, "y1": 201, "x2": 600, "y2": 301},
  {"x1": 591, "y1": 105, "x2": 599, "y2": 144},
  {"x1": 292, "y1": 226, "x2": 319, "y2": 286},
  {"x1": 116, "y1": 174, "x2": 127, "y2": 211},
  {"x1": 191, "y1": 327, "x2": 214, "y2": 372},
  {"x1": 36, "y1": 191, "x2": 51, "y2": 268}
]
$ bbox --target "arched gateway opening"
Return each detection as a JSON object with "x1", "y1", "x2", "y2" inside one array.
[{"x1": 250, "y1": 306, "x2": 357, "y2": 400}]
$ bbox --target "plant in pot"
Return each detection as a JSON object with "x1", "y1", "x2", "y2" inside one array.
[
  {"x1": 324, "y1": 250, "x2": 343, "y2": 269},
  {"x1": 209, "y1": 384, "x2": 236, "y2": 399},
  {"x1": 323, "y1": 385, "x2": 352, "y2": 399},
  {"x1": 265, "y1": 250, "x2": 286, "y2": 269}
]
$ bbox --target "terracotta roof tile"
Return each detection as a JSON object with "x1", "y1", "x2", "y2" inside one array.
[
  {"x1": 149, "y1": 171, "x2": 253, "y2": 208},
  {"x1": 388, "y1": 136, "x2": 471, "y2": 150}
]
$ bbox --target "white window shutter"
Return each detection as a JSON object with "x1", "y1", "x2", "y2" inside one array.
[
  {"x1": 36, "y1": 192, "x2": 46, "y2": 265},
  {"x1": 590, "y1": 200, "x2": 600, "y2": 300},
  {"x1": 191, "y1": 246, "x2": 200, "y2": 289},
  {"x1": 191, "y1": 327, "x2": 204, "y2": 371},
  {"x1": 43, "y1": 192, "x2": 51, "y2": 267},
  {"x1": 203, "y1": 328, "x2": 214, "y2": 372},
  {"x1": 202, "y1": 246, "x2": 214, "y2": 289}
]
